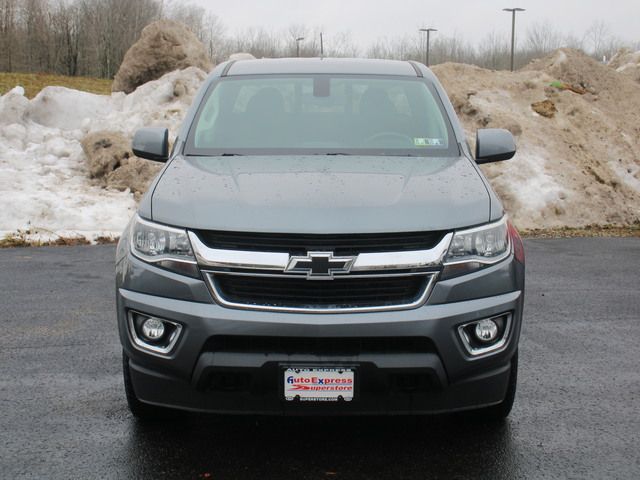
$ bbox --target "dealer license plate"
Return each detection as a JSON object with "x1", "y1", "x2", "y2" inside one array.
[{"x1": 283, "y1": 367, "x2": 355, "y2": 402}]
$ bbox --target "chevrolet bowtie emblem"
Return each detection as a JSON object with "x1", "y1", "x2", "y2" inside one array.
[{"x1": 285, "y1": 252, "x2": 356, "y2": 279}]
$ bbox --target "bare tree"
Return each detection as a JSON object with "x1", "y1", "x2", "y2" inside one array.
[
  {"x1": 0, "y1": 0, "x2": 637, "y2": 78},
  {"x1": 21, "y1": 0, "x2": 50, "y2": 70},
  {"x1": 430, "y1": 33, "x2": 477, "y2": 65},
  {"x1": 583, "y1": 20, "x2": 624, "y2": 61},
  {"x1": 50, "y1": 1, "x2": 81, "y2": 76},
  {"x1": 202, "y1": 13, "x2": 225, "y2": 60},
  {"x1": 324, "y1": 31, "x2": 359, "y2": 57},
  {"x1": 525, "y1": 21, "x2": 563, "y2": 56},
  {"x1": 0, "y1": 0, "x2": 17, "y2": 71},
  {"x1": 476, "y1": 32, "x2": 510, "y2": 70},
  {"x1": 287, "y1": 24, "x2": 307, "y2": 57}
]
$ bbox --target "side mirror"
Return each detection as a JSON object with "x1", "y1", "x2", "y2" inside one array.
[
  {"x1": 132, "y1": 127, "x2": 169, "y2": 162},
  {"x1": 475, "y1": 128, "x2": 516, "y2": 164}
]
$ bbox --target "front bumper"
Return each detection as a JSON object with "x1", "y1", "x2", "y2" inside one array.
[{"x1": 116, "y1": 250, "x2": 524, "y2": 415}]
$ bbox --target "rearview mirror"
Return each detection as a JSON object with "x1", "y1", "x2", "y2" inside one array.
[
  {"x1": 132, "y1": 127, "x2": 169, "y2": 162},
  {"x1": 475, "y1": 129, "x2": 516, "y2": 164}
]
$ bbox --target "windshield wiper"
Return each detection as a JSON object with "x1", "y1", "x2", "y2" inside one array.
[
  {"x1": 383, "y1": 153, "x2": 419, "y2": 157},
  {"x1": 220, "y1": 153, "x2": 244, "y2": 156}
]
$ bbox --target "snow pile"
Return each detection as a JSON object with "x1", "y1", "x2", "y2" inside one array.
[
  {"x1": 27, "y1": 88, "x2": 114, "y2": 130},
  {"x1": 433, "y1": 48, "x2": 640, "y2": 229},
  {"x1": 608, "y1": 49, "x2": 640, "y2": 79},
  {"x1": 0, "y1": 68, "x2": 207, "y2": 241},
  {"x1": 1, "y1": 49, "x2": 639, "y2": 242}
]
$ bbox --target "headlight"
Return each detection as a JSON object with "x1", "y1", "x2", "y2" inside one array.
[
  {"x1": 442, "y1": 217, "x2": 510, "y2": 278},
  {"x1": 130, "y1": 215, "x2": 199, "y2": 277}
]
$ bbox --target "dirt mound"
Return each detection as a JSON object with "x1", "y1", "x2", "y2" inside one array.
[
  {"x1": 112, "y1": 20, "x2": 213, "y2": 94},
  {"x1": 81, "y1": 131, "x2": 162, "y2": 198},
  {"x1": 432, "y1": 48, "x2": 640, "y2": 229},
  {"x1": 524, "y1": 48, "x2": 638, "y2": 103}
]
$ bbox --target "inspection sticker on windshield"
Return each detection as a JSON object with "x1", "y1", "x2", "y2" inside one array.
[
  {"x1": 414, "y1": 137, "x2": 444, "y2": 147},
  {"x1": 284, "y1": 368, "x2": 354, "y2": 402}
]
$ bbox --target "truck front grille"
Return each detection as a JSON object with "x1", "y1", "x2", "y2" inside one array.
[
  {"x1": 191, "y1": 229, "x2": 450, "y2": 313},
  {"x1": 206, "y1": 273, "x2": 436, "y2": 312}
]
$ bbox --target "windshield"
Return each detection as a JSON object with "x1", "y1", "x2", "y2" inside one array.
[{"x1": 184, "y1": 75, "x2": 458, "y2": 157}]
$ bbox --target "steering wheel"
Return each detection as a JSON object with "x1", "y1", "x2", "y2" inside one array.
[{"x1": 363, "y1": 131, "x2": 413, "y2": 146}]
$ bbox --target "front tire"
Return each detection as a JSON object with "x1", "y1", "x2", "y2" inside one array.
[{"x1": 122, "y1": 351, "x2": 178, "y2": 420}]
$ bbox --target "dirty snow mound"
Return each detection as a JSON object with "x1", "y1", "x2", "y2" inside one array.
[
  {"x1": 432, "y1": 48, "x2": 640, "y2": 229},
  {"x1": 112, "y1": 20, "x2": 213, "y2": 94},
  {"x1": 608, "y1": 48, "x2": 640, "y2": 82},
  {"x1": 81, "y1": 131, "x2": 162, "y2": 197},
  {"x1": 0, "y1": 68, "x2": 207, "y2": 241}
]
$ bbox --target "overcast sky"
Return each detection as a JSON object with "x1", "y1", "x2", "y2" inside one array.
[{"x1": 193, "y1": 0, "x2": 639, "y2": 49}]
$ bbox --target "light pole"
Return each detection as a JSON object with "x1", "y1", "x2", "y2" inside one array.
[
  {"x1": 419, "y1": 28, "x2": 437, "y2": 66},
  {"x1": 295, "y1": 37, "x2": 304, "y2": 57},
  {"x1": 320, "y1": 32, "x2": 324, "y2": 57},
  {"x1": 503, "y1": 8, "x2": 525, "y2": 71}
]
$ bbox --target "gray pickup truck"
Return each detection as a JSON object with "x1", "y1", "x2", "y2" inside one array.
[{"x1": 116, "y1": 58, "x2": 525, "y2": 420}]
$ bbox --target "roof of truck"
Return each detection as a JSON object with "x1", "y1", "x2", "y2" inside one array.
[{"x1": 222, "y1": 57, "x2": 422, "y2": 77}]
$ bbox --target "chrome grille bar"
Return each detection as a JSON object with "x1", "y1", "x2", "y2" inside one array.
[{"x1": 189, "y1": 231, "x2": 452, "y2": 273}]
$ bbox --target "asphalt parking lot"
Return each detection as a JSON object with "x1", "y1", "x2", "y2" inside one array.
[{"x1": 1, "y1": 237, "x2": 639, "y2": 479}]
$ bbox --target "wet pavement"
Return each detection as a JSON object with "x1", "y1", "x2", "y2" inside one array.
[{"x1": 1, "y1": 238, "x2": 639, "y2": 479}]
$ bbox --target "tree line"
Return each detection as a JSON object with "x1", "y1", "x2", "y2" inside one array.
[{"x1": 1, "y1": 0, "x2": 637, "y2": 78}]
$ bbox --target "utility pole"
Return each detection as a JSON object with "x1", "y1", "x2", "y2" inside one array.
[
  {"x1": 320, "y1": 32, "x2": 324, "y2": 57},
  {"x1": 296, "y1": 37, "x2": 304, "y2": 57},
  {"x1": 419, "y1": 28, "x2": 437, "y2": 66},
  {"x1": 503, "y1": 8, "x2": 525, "y2": 71}
]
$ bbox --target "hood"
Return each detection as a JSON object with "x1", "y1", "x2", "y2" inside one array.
[{"x1": 150, "y1": 155, "x2": 491, "y2": 233}]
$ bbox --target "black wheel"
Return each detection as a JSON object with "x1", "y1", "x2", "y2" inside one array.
[
  {"x1": 122, "y1": 351, "x2": 178, "y2": 420},
  {"x1": 462, "y1": 351, "x2": 518, "y2": 422}
]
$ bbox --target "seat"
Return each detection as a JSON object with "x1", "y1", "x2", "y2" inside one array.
[
  {"x1": 243, "y1": 88, "x2": 288, "y2": 148},
  {"x1": 357, "y1": 88, "x2": 404, "y2": 143}
]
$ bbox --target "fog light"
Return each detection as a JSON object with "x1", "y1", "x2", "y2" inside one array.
[
  {"x1": 457, "y1": 313, "x2": 512, "y2": 357},
  {"x1": 128, "y1": 311, "x2": 183, "y2": 355},
  {"x1": 475, "y1": 319, "x2": 499, "y2": 343},
  {"x1": 141, "y1": 317, "x2": 165, "y2": 340}
]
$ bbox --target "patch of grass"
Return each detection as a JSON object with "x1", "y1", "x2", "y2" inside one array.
[
  {"x1": 521, "y1": 224, "x2": 640, "y2": 238},
  {"x1": 95, "y1": 236, "x2": 120, "y2": 245},
  {"x1": 0, "y1": 72, "x2": 112, "y2": 99},
  {"x1": 0, "y1": 233, "x2": 30, "y2": 248},
  {"x1": 0, "y1": 230, "x2": 92, "y2": 248}
]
